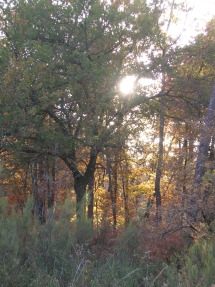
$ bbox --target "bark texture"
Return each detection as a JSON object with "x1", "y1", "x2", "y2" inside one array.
[
  {"x1": 193, "y1": 85, "x2": 215, "y2": 186},
  {"x1": 189, "y1": 85, "x2": 215, "y2": 221}
]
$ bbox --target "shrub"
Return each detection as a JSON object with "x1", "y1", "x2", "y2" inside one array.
[{"x1": 165, "y1": 239, "x2": 215, "y2": 287}]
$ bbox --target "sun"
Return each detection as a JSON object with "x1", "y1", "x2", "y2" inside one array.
[{"x1": 119, "y1": 76, "x2": 136, "y2": 95}]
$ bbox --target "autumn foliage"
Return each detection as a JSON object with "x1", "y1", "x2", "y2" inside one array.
[{"x1": 1, "y1": 0, "x2": 215, "y2": 286}]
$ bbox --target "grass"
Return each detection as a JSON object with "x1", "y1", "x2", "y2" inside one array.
[{"x1": 1, "y1": 196, "x2": 215, "y2": 287}]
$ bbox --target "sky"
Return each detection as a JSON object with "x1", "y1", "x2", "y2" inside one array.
[
  {"x1": 170, "y1": 0, "x2": 215, "y2": 45},
  {"x1": 186, "y1": 0, "x2": 215, "y2": 30},
  {"x1": 187, "y1": 0, "x2": 215, "y2": 19},
  {"x1": 120, "y1": 0, "x2": 215, "y2": 94}
]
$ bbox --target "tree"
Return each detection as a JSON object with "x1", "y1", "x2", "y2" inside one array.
[
  {"x1": 133, "y1": 0, "x2": 190, "y2": 218},
  {"x1": 187, "y1": 85, "x2": 215, "y2": 222},
  {"x1": 162, "y1": 17, "x2": 215, "y2": 223},
  {"x1": 0, "y1": 0, "x2": 161, "y2": 220}
]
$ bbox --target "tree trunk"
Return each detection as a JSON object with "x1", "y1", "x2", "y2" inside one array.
[
  {"x1": 154, "y1": 100, "x2": 165, "y2": 220},
  {"x1": 121, "y1": 160, "x2": 130, "y2": 227},
  {"x1": 47, "y1": 157, "x2": 55, "y2": 209},
  {"x1": 112, "y1": 160, "x2": 118, "y2": 229},
  {"x1": 74, "y1": 175, "x2": 88, "y2": 220},
  {"x1": 87, "y1": 175, "x2": 94, "y2": 221},
  {"x1": 32, "y1": 159, "x2": 46, "y2": 224},
  {"x1": 182, "y1": 138, "x2": 188, "y2": 206},
  {"x1": 107, "y1": 151, "x2": 117, "y2": 229},
  {"x1": 61, "y1": 147, "x2": 98, "y2": 220},
  {"x1": 193, "y1": 85, "x2": 215, "y2": 184},
  {"x1": 188, "y1": 85, "x2": 215, "y2": 222},
  {"x1": 72, "y1": 147, "x2": 98, "y2": 219}
]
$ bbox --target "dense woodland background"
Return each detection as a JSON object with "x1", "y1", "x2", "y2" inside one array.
[{"x1": 1, "y1": 0, "x2": 215, "y2": 286}]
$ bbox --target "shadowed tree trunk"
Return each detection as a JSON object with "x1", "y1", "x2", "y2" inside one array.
[
  {"x1": 32, "y1": 159, "x2": 46, "y2": 224},
  {"x1": 107, "y1": 151, "x2": 117, "y2": 229},
  {"x1": 87, "y1": 175, "x2": 94, "y2": 221},
  {"x1": 47, "y1": 157, "x2": 55, "y2": 209},
  {"x1": 188, "y1": 85, "x2": 215, "y2": 222},
  {"x1": 74, "y1": 174, "x2": 88, "y2": 219},
  {"x1": 182, "y1": 138, "x2": 188, "y2": 206},
  {"x1": 121, "y1": 159, "x2": 130, "y2": 227},
  {"x1": 62, "y1": 147, "x2": 98, "y2": 220},
  {"x1": 154, "y1": 100, "x2": 165, "y2": 221}
]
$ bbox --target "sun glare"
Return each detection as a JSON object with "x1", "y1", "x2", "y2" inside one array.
[
  {"x1": 139, "y1": 78, "x2": 157, "y2": 87},
  {"x1": 119, "y1": 75, "x2": 159, "y2": 95},
  {"x1": 119, "y1": 76, "x2": 136, "y2": 95}
]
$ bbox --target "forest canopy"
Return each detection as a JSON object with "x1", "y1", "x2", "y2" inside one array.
[
  {"x1": 1, "y1": 0, "x2": 215, "y2": 225},
  {"x1": 1, "y1": 1, "x2": 215, "y2": 286}
]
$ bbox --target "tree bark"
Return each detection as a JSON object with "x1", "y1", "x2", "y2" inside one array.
[
  {"x1": 182, "y1": 138, "x2": 188, "y2": 206},
  {"x1": 193, "y1": 86, "x2": 215, "y2": 183},
  {"x1": 189, "y1": 85, "x2": 215, "y2": 221},
  {"x1": 47, "y1": 157, "x2": 55, "y2": 209},
  {"x1": 154, "y1": 100, "x2": 165, "y2": 220},
  {"x1": 87, "y1": 175, "x2": 94, "y2": 221},
  {"x1": 121, "y1": 160, "x2": 130, "y2": 227},
  {"x1": 74, "y1": 175, "x2": 88, "y2": 219},
  {"x1": 107, "y1": 151, "x2": 117, "y2": 229},
  {"x1": 32, "y1": 159, "x2": 46, "y2": 224},
  {"x1": 62, "y1": 147, "x2": 98, "y2": 220}
]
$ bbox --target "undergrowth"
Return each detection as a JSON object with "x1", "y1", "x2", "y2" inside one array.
[{"x1": 1, "y1": 196, "x2": 215, "y2": 287}]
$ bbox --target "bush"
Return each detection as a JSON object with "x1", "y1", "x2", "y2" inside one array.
[
  {"x1": 165, "y1": 239, "x2": 215, "y2": 287},
  {"x1": 1, "y1": 194, "x2": 215, "y2": 287},
  {"x1": 0, "y1": 195, "x2": 93, "y2": 287}
]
